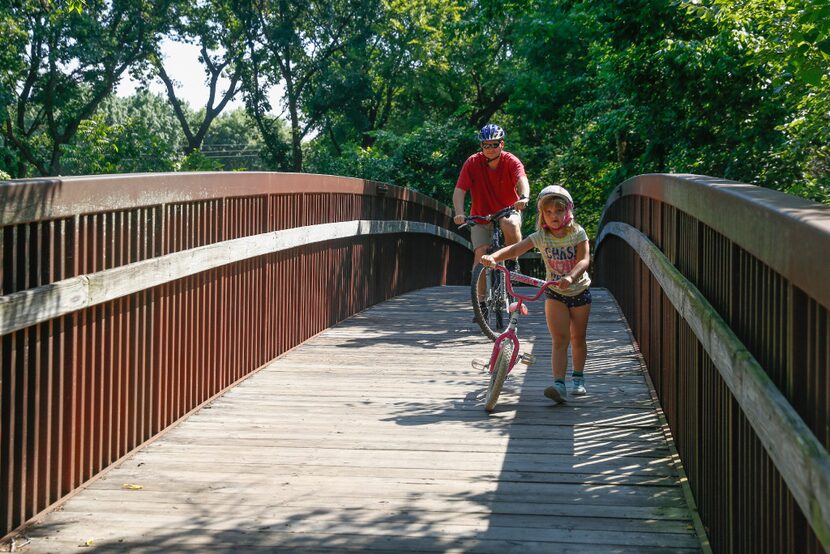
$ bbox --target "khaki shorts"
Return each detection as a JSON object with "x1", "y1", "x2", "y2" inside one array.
[{"x1": 470, "y1": 210, "x2": 521, "y2": 250}]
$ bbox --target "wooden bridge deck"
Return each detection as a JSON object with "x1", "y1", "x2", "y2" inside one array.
[{"x1": 19, "y1": 286, "x2": 705, "y2": 553}]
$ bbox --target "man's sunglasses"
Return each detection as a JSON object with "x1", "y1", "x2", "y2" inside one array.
[{"x1": 481, "y1": 142, "x2": 502, "y2": 149}]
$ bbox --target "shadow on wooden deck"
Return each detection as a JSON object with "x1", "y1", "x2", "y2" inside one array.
[{"x1": 15, "y1": 286, "x2": 706, "y2": 553}]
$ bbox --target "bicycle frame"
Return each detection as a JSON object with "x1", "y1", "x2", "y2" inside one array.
[
  {"x1": 487, "y1": 265, "x2": 558, "y2": 376},
  {"x1": 463, "y1": 206, "x2": 519, "y2": 341}
]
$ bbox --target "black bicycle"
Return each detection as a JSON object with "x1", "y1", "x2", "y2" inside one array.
[{"x1": 460, "y1": 206, "x2": 519, "y2": 341}]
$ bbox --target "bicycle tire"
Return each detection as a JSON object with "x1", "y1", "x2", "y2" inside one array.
[
  {"x1": 490, "y1": 267, "x2": 505, "y2": 330},
  {"x1": 471, "y1": 263, "x2": 510, "y2": 341},
  {"x1": 485, "y1": 341, "x2": 513, "y2": 412}
]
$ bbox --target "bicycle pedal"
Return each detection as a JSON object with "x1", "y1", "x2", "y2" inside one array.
[
  {"x1": 519, "y1": 352, "x2": 537, "y2": 365},
  {"x1": 471, "y1": 358, "x2": 489, "y2": 371}
]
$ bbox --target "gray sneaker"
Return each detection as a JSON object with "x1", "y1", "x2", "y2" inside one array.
[
  {"x1": 544, "y1": 382, "x2": 567, "y2": 403},
  {"x1": 572, "y1": 376, "x2": 587, "y2": 396}
]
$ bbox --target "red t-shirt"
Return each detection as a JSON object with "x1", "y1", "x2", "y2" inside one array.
[{"x1": 456, "y1": 151, "x2": 526, "y2": 216}]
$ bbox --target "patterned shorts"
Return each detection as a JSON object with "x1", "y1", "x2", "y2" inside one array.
[{"x1": 544, "y1": 288, "x2": 592, "y2": 308}]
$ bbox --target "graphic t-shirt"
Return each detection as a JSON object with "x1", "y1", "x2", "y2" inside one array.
[
  {"x1": 455, "y1": 151, "x2": 526, "y2": 216},
  {"x1": 529, "y1": 225, "x2": 591, "y2": 296}
]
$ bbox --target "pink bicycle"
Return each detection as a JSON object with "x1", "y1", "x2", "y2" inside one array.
[{"x1": 480, "y1": 264, "x2": 559, "y2": 412}]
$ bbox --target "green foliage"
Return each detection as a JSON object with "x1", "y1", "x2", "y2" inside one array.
[
  {"x1": 233, "y1": 0, "x2": 380, "y2": 171},
  {"x1": 1, "y1": 0, "x2": 175, "y2": 177},
  {"x1": 304, "y1": 0, "x2": 829, "y2": 233},
  {"x1": 60, "y1": 117, "x2": 120, "y2": 175},
  {"x1": 502, "y1": 0, "x2": 830, "y2": 233},
  {"x1": 61, "y1": 93, "x2": 182, "y2": 175},
  {"x1": 307, "y1": 120, "x2": 477, "y2": 206},
  {"x1": 2, "y1": 0, "x2": 827, "y2": 221},
  {"x1": 177, "y1": 149, "x2": 224, "y2": 172},
  {"x1": 103, "y1": 92, "x2": 184, "y2": 147},
  {"x1": 305, "y1": 0, "x2": 465, "y2": 151},
  {"x1": 62, "y1": 112, "x2": 179, "y2": 176},
  {"x1": 55, "y1": 93, "x2": 280, "y2": 176},
  {"x1": 201, "y1": 107, "x2": 271, "y2": 171}
]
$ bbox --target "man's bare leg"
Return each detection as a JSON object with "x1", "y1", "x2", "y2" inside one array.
[
  {"x1": 500, "y1": 212, "x2": 522, "y2": 270},
  {"x1": 500, "y1": 212, "x2": 522, "y2": 245}
]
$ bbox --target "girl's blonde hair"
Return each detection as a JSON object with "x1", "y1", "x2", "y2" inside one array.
[{"x1": 535, "y1": 194, "x2": 576, "y2": 234}]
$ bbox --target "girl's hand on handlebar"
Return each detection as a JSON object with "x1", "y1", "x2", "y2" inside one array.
[
  {"x1": 454, "y1": 214, "x2": 466, "y2": 225},
  {"x1": 480, "y1": 254, "x2": 496, "y2": 268},
  {"x1": 557, "y1": 275, "x2": 574, "y2": 290}
]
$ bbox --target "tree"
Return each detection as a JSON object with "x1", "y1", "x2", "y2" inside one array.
[
  {"x1": 305, "y1": 0, "x2": 464, "y2": 151},
  {"x1": 702, "y1": 0, "x2": 830, "y2": 201},
  {"x1": 0, "y1": 0, "x2": 173, "y2": 177},
  {"x1": 305, "y1": 0, "x2": 531, "y2": 205},
  {"x1": 149, "y1": 0, "x2": 245, "y2": 155},
  {"x1": 232, "y1": 0, "x2": 380, "y2": 171}
]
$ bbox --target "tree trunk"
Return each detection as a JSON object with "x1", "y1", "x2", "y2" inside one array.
[{"x1": 288, "y1": 93, "x2": 303, "y2": 171}]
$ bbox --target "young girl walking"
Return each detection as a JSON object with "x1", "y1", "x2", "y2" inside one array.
[{"x1": 479, "y1": 185, "x2": 592, "y2": 403}]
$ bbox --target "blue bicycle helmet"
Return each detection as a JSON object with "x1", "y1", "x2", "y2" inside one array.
[{"x1": 478, "y1": 124, "x2": 505, "y2": 142}]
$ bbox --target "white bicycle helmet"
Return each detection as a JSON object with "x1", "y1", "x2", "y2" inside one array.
[{"x1": 537, "y1": 185, "x2": 573, "y2": 208}]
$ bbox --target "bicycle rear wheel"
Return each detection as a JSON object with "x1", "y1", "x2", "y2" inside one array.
[
  {"x1": 485, "y1": 342, "x2": 513, "y2": 412},
  {"x1": 471, "y1": 263, "x2": 510, "y2": 341}
]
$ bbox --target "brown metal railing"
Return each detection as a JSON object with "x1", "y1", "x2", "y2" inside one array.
[
  {"x1": 595, "y1": 174, "x2": 830, "y2": 553},
  {"x1": 0, "y1": 172, "x2": 472, "y2": 540}
]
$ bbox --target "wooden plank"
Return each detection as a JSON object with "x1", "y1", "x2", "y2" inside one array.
[
  {"x1": 60, "y1": 491, "x2": 695, "y2": 520},
  {"x1": 18, "y1": 286, "x2": 706, "y2": 552},
  {"x1": 23, "y1": 532, "x2": 701, "y2": 554},
  {"x1": 33, "y1": 510, "x2": 700, "y2": 546},
  {"x1": 92, "y1": 462, "x2": 678, "y2": 487}
]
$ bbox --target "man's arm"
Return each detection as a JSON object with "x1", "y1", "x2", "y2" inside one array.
[
  {"x1": 514, "y1": 175, "x2": 530, "y2": 211},
  {"x1": 453, "y1": 187, "x2": 467, "y2": 225}
]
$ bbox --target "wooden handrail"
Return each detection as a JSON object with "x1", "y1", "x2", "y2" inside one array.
[
  {"x1": 0, "y1": 172, "x2": 451, "y2": 226},
  {"x1": 600, "y1": 173, "x2": 830, "y2": 310}
]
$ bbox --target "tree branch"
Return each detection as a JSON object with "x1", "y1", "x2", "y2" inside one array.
[
  {"x1": 156, "y1": 58, "x2": 195, "y2": 145},
  {"x1": 4, "y1": 120, "x2": 48, "y2": 176}
]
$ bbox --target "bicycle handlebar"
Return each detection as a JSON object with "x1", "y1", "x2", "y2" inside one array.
[
  {"x1": 457, "y1": 206, "x2": 516, "y2": 229},
  {"x1": 492, "y1": 264, "x2": 560, "y2": 302}
]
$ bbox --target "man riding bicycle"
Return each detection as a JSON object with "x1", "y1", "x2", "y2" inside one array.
[{"x1": 453, "y1": 123, "x2": 530, "y2": 272}]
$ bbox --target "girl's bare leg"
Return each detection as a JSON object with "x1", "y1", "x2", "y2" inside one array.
[
  {"x1": 568, "y1": 304, "x2": 591, "y2": 373},
  {"x1": 545, "y1": 299, "x2": 571, "y2": 380}
]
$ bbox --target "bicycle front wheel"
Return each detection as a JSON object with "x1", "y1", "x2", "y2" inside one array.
[
  {"x1": 485, "y1": 341, "x2": 513, "y2": 412},
  {"x1": 471, "y1": 263, "x2": 510, "y2": 341}
]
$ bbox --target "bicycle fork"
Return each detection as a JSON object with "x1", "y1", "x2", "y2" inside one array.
[
  {"x1": 487, "y1": 303, "x2": 538, "y2": 372},
  {"x1": 488, "y1": 332, "x2": 520, "y2": 374},
  {"x1": 471, "y1": 300, "x2": 538, "y2": 371}
]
